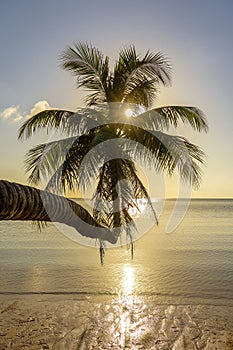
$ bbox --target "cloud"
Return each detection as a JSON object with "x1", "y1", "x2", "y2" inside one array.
[
  {"x1": 13, "y1": 115, "x2": 23, "y2": 123},
  {"x1": 25, "y1": 100, "x2": 51, "y2": 119},
  {"x1": 0, "y1": 100, "x2": 52, "y2": 123},
  {"x1": 0, "y1": 106, "x2": 20, "y2": 120}
]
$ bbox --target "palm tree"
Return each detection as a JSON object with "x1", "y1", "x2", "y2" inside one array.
[
  {"x1": 0, "y1": 180, "x2": 116, "y2": 243},
  {"x1": 18, "y1": 42, "x2": 208, "y2": 259}
]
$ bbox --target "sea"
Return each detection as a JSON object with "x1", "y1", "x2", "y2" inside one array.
[{"x1": 0, "y1": 199, "x2": 233, "y2": 306}]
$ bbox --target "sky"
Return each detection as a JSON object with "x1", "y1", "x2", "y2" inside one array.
[{"x1": 0, "y1": 0, "x2": 232, "y2": 198}]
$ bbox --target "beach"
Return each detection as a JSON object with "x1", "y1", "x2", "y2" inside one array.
[
  {"x1": 1, "y1": 295, "x2": 233, "y2": 349},
  {"x1": 0, "y1": 199, "x2": 233, "y2": 349}
]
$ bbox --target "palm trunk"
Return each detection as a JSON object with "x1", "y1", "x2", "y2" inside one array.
[{"x1": 0, "y1": 180, "x2": 117, "y2": 244}]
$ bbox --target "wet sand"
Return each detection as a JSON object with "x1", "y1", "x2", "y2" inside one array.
[{"x1": 0, "y1": 295, "x2": 233, "y2": 349}]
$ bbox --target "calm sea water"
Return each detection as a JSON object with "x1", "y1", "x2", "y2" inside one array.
[{"x1": 0, "y1": 199, "x2": 232, "y2": 305}]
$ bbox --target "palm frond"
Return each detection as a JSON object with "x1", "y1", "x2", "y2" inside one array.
[
  {"x1": 60, "y1": 42, "x2": 109, "y2": 105},
  {"x1": 76, "y1": 131, "x2": 119, "y2": 193},
  {"x1": 142, "y1": 49, "x2": 172, "y2": 85},
  {"x1": 92, "y1": 157, "x2": 157, "y2": 243},
  {"x1": 18, "y1": 108, "x2": 109, "y2": 140},
  {"x1": 109, "y1": 45, "x2": 171, "y2": 106},
  {"x1": 118, "y1": 124, "x2": 206, "y2": 188},
  {"x1": 25, "y1": 136, "x2": 78, "y2": 185},
  {"x1": 18, "y1": 110, "x2": 74, "y2": 140},
  {"x1": 136, "y1": 106, "x2": 208, "y2": 132},
  {"x1": 120, "y1": 159, "x2": 157, "y2": 222},
  {"x1": 25, "y1": 132, "x2": 97, "y2": 191},
  {"x1": 64, "y1": 109, "x2": 107, "y2": 135},
  {"x1": 115, "y1": 45, "x2": 171, "y2": 106},
  {"x1": 123, "y1": 79, "x2": 158, "y2": 107},
  {"x1": 66, "y1": 133, "x2": 97, "y2": 192},
  {"x1": 34, "y1": 126, "x2": 120, "y2": 195},
  {"x1": 92, "y1": 159, "x2": 136, "y2": 237}
]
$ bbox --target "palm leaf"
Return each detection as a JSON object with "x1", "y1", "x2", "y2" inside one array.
[
  {"x1": 60, "y1": 42, "x2": 109, "y2": 105},
  {"x1": 25, "y1": 133, "x2": 96, "y2": 192},
  {"x1": 117, "y1": 123, "x2": 205, "y2": 188},
  {"x1": 46, "y1": 133, "x2": 97, "y2": 194},
  {"x1": 136, "y1": 106, "x2": 208, "y2": 132},
  {"x1": 116, "y1": 45, "x2": 171, "y2": 106},
  {"x1": 93, "y1": 159, "x2": 136, "y2": 235},
  {"x1": 93, "y1": 158, "x2": 157, "y2": 230},
  {"x1": 18, "y1": 110, "x2": 74, "y2": 140},
  {"x1": 106, "y1": 45, "x2": 171, "y2": 106},
  {"x1": 18, "y1": 109, "x2": 108, "y2": 140},
  {"x1": 25, "y1": 136, "x2": 79, "y2": 186}
]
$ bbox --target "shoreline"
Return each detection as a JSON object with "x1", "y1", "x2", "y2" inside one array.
[{"x1": 1, "y1": 295, "x2": 233, "y2": 349}]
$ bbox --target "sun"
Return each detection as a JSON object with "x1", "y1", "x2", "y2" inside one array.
[{"x1": 125, "y1": 108, "x2": 134, "y2": 117}]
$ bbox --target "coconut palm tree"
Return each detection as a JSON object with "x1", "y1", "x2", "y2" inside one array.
[
  {"x1": 18, "y1": 42, "x2": 208, "y2": 258},
  {"x1": 0, "y1": 179, "x2": 116, "y2": 244}
]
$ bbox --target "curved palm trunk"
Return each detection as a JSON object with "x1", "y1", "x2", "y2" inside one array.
[{"x1": 0, "y1": 180, "x2": 117, "y2": 244}]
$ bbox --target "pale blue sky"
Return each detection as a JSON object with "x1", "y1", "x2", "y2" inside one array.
[{"x1": 0, "y1": 0, "x2": 232, "y2": 197}]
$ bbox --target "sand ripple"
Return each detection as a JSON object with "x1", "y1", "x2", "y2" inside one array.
[{"x1": 0, "y1": 295, "x2": 233, "y2": 349}]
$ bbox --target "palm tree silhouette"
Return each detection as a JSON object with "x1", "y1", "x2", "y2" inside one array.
[
  {"x1": 0, "y1": 180, "x2": 117, "y2": 244},
  {"x1": 18, "y1": 42, "x2": 208, "y2": 259}
]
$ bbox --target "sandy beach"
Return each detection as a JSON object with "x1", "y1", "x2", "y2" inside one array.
[
  {"x1": 0, "y1": 295, "x2": 233, "y2": 349},
  {"x1": 1, "y1": 200, "x2": 233, "y2": 349}
]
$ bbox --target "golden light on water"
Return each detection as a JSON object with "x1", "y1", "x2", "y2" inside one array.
[
  {"x1": 116, "y1": 265, "x2": 145, "y2": 346},
  {"x1": 27, "y1": 266, "x2": 46, "y2": 291},
  {"x1": 123, "y1": 265, "x2": 135, "y2": 295},
  {"x1": 117, "y1": 265, "x2": 135, "y2": 346}
]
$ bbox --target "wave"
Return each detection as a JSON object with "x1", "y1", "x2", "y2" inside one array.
[{"x1": 1, "y1": 290, "x2": 233, "y2": 302}]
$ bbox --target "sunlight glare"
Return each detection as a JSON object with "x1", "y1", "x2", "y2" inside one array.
[
  {"x1": 125, "y1": 108, "x2": 134, "y2": 117},
  {"x1": 128, "y1": 198, "x2": 148, "y2": 217},
  {"x1": 123, "y1": 265, "x2": 135, "y2": 295}
]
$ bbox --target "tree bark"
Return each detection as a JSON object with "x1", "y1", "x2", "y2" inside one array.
[{"x1": 0, "y1": 180, "x2": 117, "y2": 244}]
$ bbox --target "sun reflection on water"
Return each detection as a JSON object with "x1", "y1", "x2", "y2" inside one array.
[
  {"x1": 123, "y1": 265, "x2": 135, "y2": 295},
  {"x1": 116, "y1": 265, "x2": 140, "y2": 346}
]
